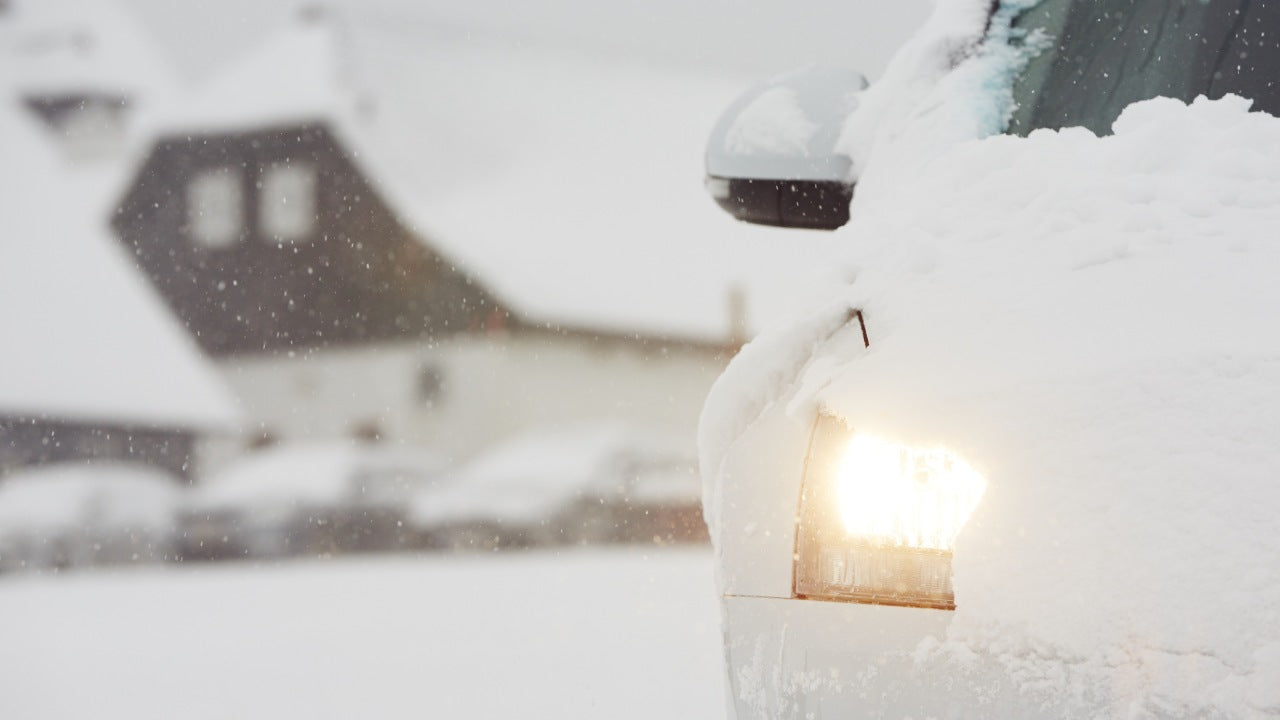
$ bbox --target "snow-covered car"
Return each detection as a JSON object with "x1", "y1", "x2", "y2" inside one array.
[
  {"x1": 701, "y1": 0, "x2": 1280, "y2": 717},
  {"x1": 179, "y1": 443, "x2": 445, "y2": 560},
  {"x1": 0, "y1": 462, "x2": 182, "y2": 572},
  {"x1": 409, "y1": 423, "x2": 703, "y2": 549}
]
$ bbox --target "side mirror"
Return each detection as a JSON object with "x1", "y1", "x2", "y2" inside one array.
[{"x1": 705, "y1": 67, "x2": 867, "y2": 231}]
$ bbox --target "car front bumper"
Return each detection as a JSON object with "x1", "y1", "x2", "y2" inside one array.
[
  {"x1": 721, "y1": 592, "x2": 1104, "y2": 719},
  {"x1": 721, "y1": 593, "x2": 948, "y2": 719}
]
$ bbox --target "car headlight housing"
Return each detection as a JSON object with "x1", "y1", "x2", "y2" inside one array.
[{"x1": 794, "y1": 414, "x2": 986, "y2": 610}]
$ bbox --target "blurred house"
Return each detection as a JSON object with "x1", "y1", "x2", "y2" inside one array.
[
  {"x1": 7, "y1": 1, "x2": 851, "y2": 490},
  {"x1": 0, "y1": 0, "x2": 237, "y2": 481},
  {"x1": 110, "y1": 9, "x2": 767, "y2": 472}
]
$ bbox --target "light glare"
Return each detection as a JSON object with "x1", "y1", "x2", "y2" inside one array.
[{"x1": 835, "y1": 436, "x2": 985, "y2": 551}]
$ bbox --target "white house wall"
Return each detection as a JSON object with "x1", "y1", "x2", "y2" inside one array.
[{"x1": 203, "y1": 331, "x2": 727, "y2": 473}]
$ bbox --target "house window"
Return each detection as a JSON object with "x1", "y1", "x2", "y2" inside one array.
[
  {"x1": 351, "y1": 420, "x2": 383, "y2": 443},
  {"x1": 417, "y1": 364, "x2": 444, "y2": 405},
  {"x1": 248, "y1": 428, "x2": 278, "y2": 450},
  {"x1": 259, "y1": 161, "x2": 317, "y2": 242},
  {"x1": 187, "y1": 166, "x2": 243, "y2": 248}
]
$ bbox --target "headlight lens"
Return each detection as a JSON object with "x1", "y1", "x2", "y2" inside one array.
[{"x1": 794, "y1": 415, "x2": 986, "y2": 609}]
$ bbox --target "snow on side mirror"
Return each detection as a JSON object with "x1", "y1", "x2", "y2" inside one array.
[{"x1": 705, "y1": 67, "x2": 866, "y2": 231}]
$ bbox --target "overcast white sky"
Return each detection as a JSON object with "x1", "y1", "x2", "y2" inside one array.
[{"x1": 119, "y1": 0, "x2": 932, "y2": 84}]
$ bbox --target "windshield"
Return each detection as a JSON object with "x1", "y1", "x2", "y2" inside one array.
[{"x1": 1008, "y1": 0, "x2": 1280, "y2": 135}]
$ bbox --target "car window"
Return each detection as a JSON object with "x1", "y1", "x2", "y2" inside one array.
[{"x1": 1007, "y1": 0, "x2": 1280, "y2": 136}]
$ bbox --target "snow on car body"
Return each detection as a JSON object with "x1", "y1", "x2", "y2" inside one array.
[{"x1": 701, "y1": 0, "x2": 1280, "y2": 716}]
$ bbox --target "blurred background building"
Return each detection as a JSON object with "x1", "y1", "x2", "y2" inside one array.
[{"x1": 0, "y1": 0, "x2": 929, "y2": 567}]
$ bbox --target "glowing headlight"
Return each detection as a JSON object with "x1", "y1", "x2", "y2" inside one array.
[{"x1": 794, "y1": 415, "x2": 986, "y2": 610}]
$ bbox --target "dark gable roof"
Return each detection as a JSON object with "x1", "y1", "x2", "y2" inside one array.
[{"x1": 113, "y1": 122, "x2": 504, "y2": 357}]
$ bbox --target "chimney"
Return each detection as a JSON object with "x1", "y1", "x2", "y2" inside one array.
[
  {"x1": 727, "y1": 284, "x2": 748, "y2": 349},
  {"x1": 298, "y1": 3, "x2": 327, "y2": 23},
  {"x1": 298, "y1": 1, "x2": 376, "y2": 123}
]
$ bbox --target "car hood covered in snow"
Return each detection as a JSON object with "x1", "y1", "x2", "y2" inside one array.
[{"x1": 700, "y1": 2, "x2": 1280, "y2": 714}]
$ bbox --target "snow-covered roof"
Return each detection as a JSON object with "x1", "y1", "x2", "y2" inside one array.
[
  {"x1": 149, "y1": 12, "x2": 859, "y2": 344},
  {"x1": 0, "y1": 103, "x2": 237, "y2": 429},
  {"x1": 146, "y1": 8, "x2": 349, "y2": 134},
  {"x1": 0, "y1": 0, "x2": 175, "y2": 102}
]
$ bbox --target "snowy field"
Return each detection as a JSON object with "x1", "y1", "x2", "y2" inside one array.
[{"x1": 0, "y1": 548, "x2": 726, "y2": 719}]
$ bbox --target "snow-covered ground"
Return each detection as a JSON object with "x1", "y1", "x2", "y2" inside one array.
[{"x1": 0, "y1": 548, "x2": 725, "y2": 719}]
